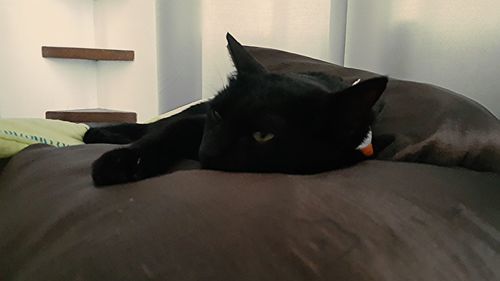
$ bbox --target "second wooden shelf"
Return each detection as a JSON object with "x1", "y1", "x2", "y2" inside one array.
[{"x1": 42, "y1": 46, "x2": 135, "y2": 61}]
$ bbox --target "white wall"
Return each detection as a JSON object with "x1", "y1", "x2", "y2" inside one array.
[
  {"x1": 201, "y1": 0, "x2": 333, "y2": 99},
  {"x1": 6, "y1": 1, "x2": 497, "y2": 120},
  {"x1": 330, "y1": 0, "x2": 348, "y2": 66},
  {"x1": 156, "y1": 0, "x2": 201, "y2": 113},
  {"x1": 345, "y1": 0, "x2": 500, "y2": 117},
  {"x1": 0, "y1": 0, "x2": 97, "y2": 119},
  {"x1": 0, "y1": 0, "x2": 158, "y2": 122},
  {"x1": 94, "y1": 0, "x2": 158, "y2": 122}
]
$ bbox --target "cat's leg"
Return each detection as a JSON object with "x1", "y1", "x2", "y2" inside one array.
[
  {"x1": 83, "y1": 123, "x2": 148, "y2": 144},
  {"x1": 91, "y1": 115, "x2": 205, "y2": 187},
  {"x1": 84, "y1": 102, "x2": 209, "y2": 145}
]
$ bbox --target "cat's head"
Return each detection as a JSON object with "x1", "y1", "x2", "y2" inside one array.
[{"x1": 199, "y1": 33, "x2": 388, "y2": 174}]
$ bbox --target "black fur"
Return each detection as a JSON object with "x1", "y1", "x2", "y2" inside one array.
[{"x1": 84, "y1": 33, "x2": 388, "y2": 187}]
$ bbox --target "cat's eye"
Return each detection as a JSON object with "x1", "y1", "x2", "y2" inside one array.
[{"x1": 252, "y1": 132, "x2": 275, "y2": 144}]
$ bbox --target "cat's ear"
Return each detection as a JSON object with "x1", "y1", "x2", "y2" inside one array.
[
  {"x1": 226, "y1": 33, "x2": 267, "y2": 75},
  {"x1": 330, "y1": 76, "x2": 388, "y2": 121}
]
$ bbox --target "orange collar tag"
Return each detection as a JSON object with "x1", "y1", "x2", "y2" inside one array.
[
  {"x1": 357, "y1": 129, "x2": 374, "y2": 157},
  {"x1": 359, "y1": 143, "x2": 374, "y2": 157}
]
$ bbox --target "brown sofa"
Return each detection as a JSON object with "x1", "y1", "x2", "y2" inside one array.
[{"x1": 1, "y1": 46, "x2": 499, "y2": 281}]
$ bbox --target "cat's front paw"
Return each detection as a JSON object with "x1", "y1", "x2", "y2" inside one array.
[{"x1": 91, "y1": 148, "x2": 141, "y2": 187}]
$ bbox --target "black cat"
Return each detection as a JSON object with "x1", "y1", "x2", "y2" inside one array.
[{"x1": 84, "y1": 33, "x2": 388, "y2": 186}]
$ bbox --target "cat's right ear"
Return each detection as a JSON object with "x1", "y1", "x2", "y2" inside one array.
[
  {"x1": 226, "y1": 33, "x2": 268, "y2": 75},
  {"x1": 329, "y1": 76, "x2": 388, "y2": 124}
]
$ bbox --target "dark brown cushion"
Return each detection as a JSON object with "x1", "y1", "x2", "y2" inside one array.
[
  {"x1": 247, "y1": 46, "x2": 500, "y2": 173},
  {"x1": 1, "y1": 144, "x2": 499, "y2": 280}
]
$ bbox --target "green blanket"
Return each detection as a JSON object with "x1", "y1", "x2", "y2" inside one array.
[{"x1": 0, "y1": 118, "x2": 88, "y2": 158}]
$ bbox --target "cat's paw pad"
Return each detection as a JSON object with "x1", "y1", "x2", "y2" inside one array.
[{"x1": 91, "y1": 148, "x2": 141, "y2": 187}]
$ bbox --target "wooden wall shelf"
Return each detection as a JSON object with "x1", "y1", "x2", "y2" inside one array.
[
  {"x1": 46, "y1": 108, "x2": 137, "y2": 123},
  {"x1": 42, "y1": 46, "x2": 134, "y2": 61}
]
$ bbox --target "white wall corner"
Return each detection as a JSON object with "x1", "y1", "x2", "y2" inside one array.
[
  {"x1": 94, "y1": 0, "x2": 159, "y2": 122},
  {"x1": 0, "y1": 0, "x2": 98, "y2": 118},
  {"x1": 156, "y1": 0, "x2": 203, "y2": 114},
  {"x1": 330, "y1": 0, "x2": 348, "y2": 65}
]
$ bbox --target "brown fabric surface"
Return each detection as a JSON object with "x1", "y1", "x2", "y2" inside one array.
[
  {"x1": 247, "y1": 46, "x2": 500, "y2": 173},
  {"x1": 0, "y1": 157, "x2": 10, "y2": 172},
  {"x1": 0, "y1": 144, "x2": 499, "y2": 281}
]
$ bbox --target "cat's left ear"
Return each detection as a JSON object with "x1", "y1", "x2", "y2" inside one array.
[
  {"x1": 226, "y1": 33, "x2": 268, "y2": 75},
  {"x1": 330, "y1": 76, "x2": 388, "y2": 120}
]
